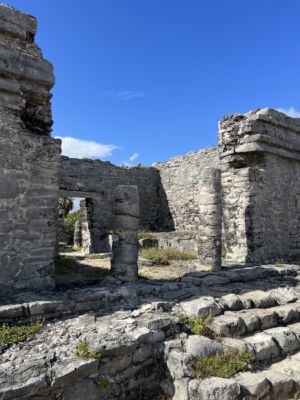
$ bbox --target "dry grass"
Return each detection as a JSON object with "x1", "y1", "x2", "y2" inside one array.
[{"x1": 140, "y1": 247, "x2": 196, "y2": 265}]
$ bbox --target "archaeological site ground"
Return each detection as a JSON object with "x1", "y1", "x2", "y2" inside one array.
[{"x1": 1, "y1": 3, "x2": 300, "y2": 400}]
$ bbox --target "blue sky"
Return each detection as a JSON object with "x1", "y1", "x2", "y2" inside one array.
[{"x1": 8, "y1": 0, "x2": 300, "y2": 166}]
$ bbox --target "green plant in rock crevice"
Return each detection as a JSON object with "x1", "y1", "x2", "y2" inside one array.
[
  {"x1": 194, "y1": 349, "x2": 256, "y2": 379},
  {"x1": 75, "y1": 340, "x2": 101, "y2": 359},
  {"x1": 178, "y1": 313, "x2": 215, "y2": 339}
]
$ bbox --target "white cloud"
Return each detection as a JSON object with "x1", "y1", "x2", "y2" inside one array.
[
  {"x1": 129, "y1": 152, "x2": 139, "y2": 162},
  {"x1": 101, "y1": 90, "x2": 146, "y2": 101},
  {"x1": 276, "y1": 107, "x2": 300, "y2": 118},
  {"x1": 55, "y1": 136, "x2": 118, "y2": 159}
]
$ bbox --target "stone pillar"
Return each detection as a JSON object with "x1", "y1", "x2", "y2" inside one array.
[
  {"x1": 73, "y1": 220, "x2": 82, "y2": 248},
  {"x1": 198, "y1": 167, "x2": 222, "y2": 270},
  {"x1": 110, "y1": 185, "x2": 139, "y2": 282}
]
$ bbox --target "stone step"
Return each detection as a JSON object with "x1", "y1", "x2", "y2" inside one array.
[{"x1": 210, "y1": 302, "x2": 300, "y2": 338}]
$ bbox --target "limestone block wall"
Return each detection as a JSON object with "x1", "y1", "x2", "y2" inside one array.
[
  {"x1": 0, "y1": 5, "x2": 60, "y2": 292},
  {"x1": 59, "y1": 157, "x2": 159, "y2": 231},
  {"x1": 219, "y1": 108, "x2": 300, "y2": 264},
  {"x1": 154, "y1": 147, "x2": 219, "y2": 231}
]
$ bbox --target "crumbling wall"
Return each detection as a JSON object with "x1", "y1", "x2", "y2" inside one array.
[
  {"x1": 219, "y1": 108, "x2": 300, "y2": 264},
  {"x1": 0, "y1": 5, "x2": 60, "y2": 292},
  {"x1": 154, "y1": 147, "x2": 219, "y2": 231},
  {"x1": 59, "y1": 157, "x2": 160, "y2": 232}
]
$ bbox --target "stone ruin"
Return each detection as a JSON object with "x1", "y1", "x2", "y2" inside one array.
[
  {"x1": 2, "y1": 5, "x2": 300, "y2": 400},
  {"x1": 1, "y1": 4, "x2": 300, "y2": 294}
]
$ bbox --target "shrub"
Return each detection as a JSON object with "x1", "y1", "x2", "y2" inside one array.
[
  {"x1": 194, "y1": 350, "x2": 255, "y2": 379},
  {"x1": 178, "y1": 313, "x2": 215, "y2": 338},
  {"x1": 0, "y1": 322, "x2": 43, "y2": 345},
  {"x1": 75, "y1": 340, "x2": 101, "y2": 359},
  {"x1": 140, "y1": 247, "x2": 196, "y2": 265}
]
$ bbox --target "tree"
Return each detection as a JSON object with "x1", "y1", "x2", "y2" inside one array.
[{"x1": 58, "y1": 197, "x2": 73, "y2": 219}]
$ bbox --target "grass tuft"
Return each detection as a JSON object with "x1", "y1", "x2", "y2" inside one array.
[
  {"x1": 75, "y1": 340, "x2": 101, "y2": 359},
  {"x1": 98, "y1": 379, "x2": 110, "y2": 390},
  {"x1": 194, "y1": 349, "x2": 255, "y2": 379},
  {"x1": 0, "y1": 322, "x2": 43, "y2": 345},
  {"x1": 138, "y1": 232, "x2": 156, "y2": 240},
  {"x1": 140, "y1": 247, "x2": 196, "y2": 265},
  {"x1": 178, "y1": 313, "x2": 215, "y2": 338}
]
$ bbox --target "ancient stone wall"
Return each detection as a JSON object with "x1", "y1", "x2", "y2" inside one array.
[
  {"x1": 154, "y1": 147, "x2": 219, "y2": 231},
  {"x1": 0, "y1": 5, "x2": 60, "y2": 292},
  {"x1": 219, "y1": 108, "x2": 300, "y2": 264},
  {"x1": 59, "y1": 157, "x2": 159, "y2": 232}
]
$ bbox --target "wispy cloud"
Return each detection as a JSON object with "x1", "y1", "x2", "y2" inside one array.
[
  {"x1": 276, "y1": 107, "x2": 300, "y2": 118},
  {"x1": 129, "y1": 152, "x2": 139, "y2": 162},
  {"x1": 101, "y1": 90, "x2": 146, "y2": 101},
  {"x1": 55, "y1": 136, "x2": 118, "y2": 159},
  {"x1": 123, "y1": 152, "x2": 140, "y2": 167}
]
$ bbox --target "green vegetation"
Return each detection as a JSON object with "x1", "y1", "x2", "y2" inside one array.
[
  {"x1": 75, "y1": 340, "x2": 101, "y2": 359},
  {"x1": 98, "y1": 379, "x2": 110, "y2": 390},
  {"x1": 138, "y1": 231, "x2": 156, "y2": 240},
  {"x1": 55, "y1": 255, "x2": 81, "y2": 274},
  {"x1": 140, "y1": 247, "x2": 196, "y2": 266},
  {"x1": 59, "y1": 197, "x2": 73, "y2": 217},
  {"x1": 194, "y1": 350, "x2": 255, "y2": 379},
  {"x1": 0, "y1": 322, "x2": 43, "y2": 345},
  {"x1": 64, "y1": 210, "x2": 80, "y2": 235},
  {"x1": 178, "y1": 313, "x2": 215, "y2": 338}
]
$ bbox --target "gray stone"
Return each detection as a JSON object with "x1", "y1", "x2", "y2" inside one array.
[
  {"x1": 264, "y1": 327, "x2": 300, "y2": 353},
  {"x1": 220, "y1": 294, "x2": 243, "y2": 311},
  {"x1": 210, "y1": 314, "x2": 246, "y2": 337},
  {"x1": 184, "y1": 335, "x2": 224, "y2": 358},
  {"x1": 189, "y1": 377, "x2": 240, "y2": 400},
  {"x1": 244, "y1": 332, "x2": 280, "y2": 361},
  {"x1": 236, "y1": 371, "x2": 271, "y2": 399},
  {"x1": 180, "y1": 296, "x2": 222, "y2": 318}
]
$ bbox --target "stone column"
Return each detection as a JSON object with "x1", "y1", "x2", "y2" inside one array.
[
  {"x1": 73, "y1": 220, "x2": 82, "y2": 248},
  {"x1": 110, "y1": 185, "x2": 139, "y2": 282},
  {"x1": 198, "y1": 167, "x2": 222, "y2": 270}
]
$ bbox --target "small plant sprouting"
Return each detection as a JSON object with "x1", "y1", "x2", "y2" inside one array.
[
  {"x1": 98, "y1": 379, "x2": 110, "y2": 390},
  {"x1": 75, "y1": 340, "x2": 101, "y2": 359},
  {"x1": 178, "y1": 313, "x2": 215, "y2": 339}
]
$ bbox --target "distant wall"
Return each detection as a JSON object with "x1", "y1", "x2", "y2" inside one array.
[
  {"x1": 154, "y1": 147, "x2": 219, "y2": 231},
  {"x1": 219, "y1": 108, "x2": 300, "y2": 264},
  {"x1": 0, "y1": 5, "x2": 60, "y2": 292},
  {"x1": 59, "y1": 157, "x2": 160, "y2": 232}
]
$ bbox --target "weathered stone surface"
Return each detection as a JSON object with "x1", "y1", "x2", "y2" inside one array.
[
  {"x1": 210, "y1": 314, "x2": 246, "y2": 337},
  {"x1": 184, "y1": 335, "x2": 224, "y2": 358},
  {"x1": 0, "y1": 4, "x2": 60, "y2": 293},
  {"x1": 236, "y1": 371, "x2": 271, "y2": 399},
  {"x1": 180, "y1": 296, "x2": 222, "y2": 318},
  {"x1": 189, "y1": 377, "x2": 240, "y2": 400},
  {"x1": 264, "y1": 326, "x2": 300, "y2": 353},
  {"x1": 198, "y1": 167, "x2": 222, "y2": 270},
  {"x1": 110, "y1": 185, "x2": 139, "y2": 282},
  {"x1": 219, "y1": 108, "x2": 300, "y2": 264},
  {"x1": 244, "y1": 332, "x2": 280, "y2": 361}
]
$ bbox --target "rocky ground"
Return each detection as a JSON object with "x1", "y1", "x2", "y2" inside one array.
[{"x1": 1, "y1": 261, "x2": 300, "y2": 399}]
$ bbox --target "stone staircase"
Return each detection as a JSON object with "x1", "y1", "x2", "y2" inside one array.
[{"x1": 165, "y1": 286, "x2": 300, "y2": 399}]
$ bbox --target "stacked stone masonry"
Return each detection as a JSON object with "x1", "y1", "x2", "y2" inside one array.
[{"x1": 0, "y1": 4, "x2": 61, "y2": 293}]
